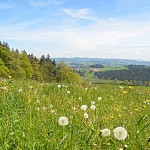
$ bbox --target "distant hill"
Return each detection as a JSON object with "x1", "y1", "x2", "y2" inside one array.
[{"x1": 53, "y1": 57, "x2": 150, "y2": 67}]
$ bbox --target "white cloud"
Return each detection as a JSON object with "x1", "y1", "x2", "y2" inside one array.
[
  {"x1": 1, "y1": 18, "x2": 150, "y2": 60},
  {"x1": 62, "y1": 8, "x2": 97, "y2": 21}
]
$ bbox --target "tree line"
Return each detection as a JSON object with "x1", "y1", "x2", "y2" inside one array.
[
  {"x1": 0, "y1": 41, "x2": 80, "y2": 83},
  {"x1": 94, "y1": 65, "x2": 150, "y2": 85}
]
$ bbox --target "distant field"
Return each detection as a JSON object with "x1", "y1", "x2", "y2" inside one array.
[
  {"x1": 1, "y1": 79, "x2": 150, "y2": 149},
  {"x1": 90, "y1": 66, "x2": 128, "y2": 72}
]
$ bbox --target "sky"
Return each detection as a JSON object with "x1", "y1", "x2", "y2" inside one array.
[{"x1": 0, "y1": 0, "x2": 150, "y2": 60}]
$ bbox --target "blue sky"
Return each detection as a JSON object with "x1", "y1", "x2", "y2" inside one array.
[{"x1": 0, "y1": 0, "x2": 150, "y2": 60}]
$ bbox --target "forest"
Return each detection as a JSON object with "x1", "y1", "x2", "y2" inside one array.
[
  {"x1": 0, "y1": 41, "x2": 80, "y2": 83},
  {"x1": 94, "y1": 65, "x2": 150, "y2": 85}
]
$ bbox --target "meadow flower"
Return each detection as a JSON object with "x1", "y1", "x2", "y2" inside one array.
[
  {"x1": 124, "y1": 145, "x2": 128, "y2": 148},
  {"x1": 72, "y1": 107, "x2": 76, "y2": 111},
  {"x1": 85, "y1": 88, "x2": 88, "y2": 90},
  {"x1": 50, "y1": 104, "x2": 53, "y2": 108},
  {"x1": 119, "y1": 86, "x2": 124, "y2": 89},
  {"x1": 91, "y1": 101, "x2": 95, "y2": 105},
  {"x1": 36, "y1": 107, "x2": 40, "y2": 111},
  {"x1": 67, "y1": 91, "x2": 70, "y2": 94},
  {"x1": 90, "y1": 105, "x2": 96, "y2": 111},
  {"x1": 36, "y1": 100, "x2": 40, "y2": 103},
  {"x1": 78, "y1": 97, "x2": 82, "y2": 100},
  {"x1": 51, "y1": 110, "x2": 55, "y2": 114},
  {"x1": 119, "y1": 148, "x2": 123, "y2": 150},
  {"x1": 84, "y1": 112, "x2": 89, "y2": 119},
  {"x1": 80, "y1": 105, "x2": 88, "y2": 111},
  {"x1": 57, "y1": 85, "x2": 61, "y2": 88},
  {"x1": 100, "y1": 128, "x2": 111, "y2": 136},
  {"x1": 29, "y1": 86, "x2": 33, "y2": 89},
  {"x1": 97, "y1": 97, "x2": 102, "y2": 101},
  {"x1": 113, "y1": 127, "x2": 128, "y2": 140},
  {"x1": 1, "y1": 86, "x2": 8, "y2": 90},
  {"x1": 58, "y1": 116, "x2": 69, "y2": 126},
  {"x1": 43, "y1": 107, "x2": 47, "y2": 110},
  {"x1": 122, "y1": 91, "x2": 127, "y2": 94},
  {"x1": 18, "y1": 88, "x2": 23, "y2": 93}
]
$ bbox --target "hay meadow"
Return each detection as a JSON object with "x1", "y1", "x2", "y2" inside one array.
[{"x1": 1, "y1": 78, "x2": 150, "y2": 150}]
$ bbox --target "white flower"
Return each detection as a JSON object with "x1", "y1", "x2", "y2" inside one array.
[
  {"x1": 113, "y1": 127, "x2": 128, "y2": 140},
  {"x1": 36, "y1": 100, "x2": 40, "y2": 103},
  {"x1": 50, "y1": 104, "x2": 53, "y2": 108},
  {"x1": 119, "y1": 148, "x2": 123, "y2": 150},
  {"x1": 36, "y1": 107, "x2": 40, "y2": 111},
  {"x1": 29, "y1": 86, "x2": 33, "y2": 89},
  {"x1": 84, "y1": 112, "x2": 89, "y2": 119},
  {"x1": 51, "y1": 110, "x2": 55, "y2": 114},
  {"x1": 98, "y1": 97, "x2": 102, "y2": 101},
  {"x1": 18, "y1": 88, "x2": 23, "y2": 93},
  {"x1": 91, "y1": 101, "x2": 95, "y2": 105},
  {"x1": 72, "y1": 107, "x2": 76, "y2": 111},
  {"x1": 78, "y1": 97, "x2": 82, "y2": 100},
  {"x1": 67, "y1": 91, "x2": 70, "y2": 94},
  {"x1": 43, "y1": 107, "x2": 47, "y2": 110},
  {"x1": 124, "y1": 145, "x2": 128, "y2": 148},
  {"x1": 80, "y1": 105, "x2": 88, "y2": 111},
  {"x1": 58, "y1": 116, "x2": 69, "y2": 126},
  {"x1": 57, "y1": 85, "x2": 61, "y2": 88},
  {"x1": 85, "y1": 88, "x2": 88, "y2": 90},
  {"x1": 1, "y1": 86, "x2": 8, "y2": 90},
  {"x1": 90, "y1": 105, "x2": 96, "y2": 111},
  {"x1": 100, "y1": 128, "x2": 111, "y2": 137}
]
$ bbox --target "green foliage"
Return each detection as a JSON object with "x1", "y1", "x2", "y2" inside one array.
[
  {"x1": 57, "y1": 62, "x2": 81, "y2": 83},
  {"x1": 20, "y1": 51, "x2": 33, "y2": 79},
  {"x1": 0, "y1": 45, "x2": 10, "y2": 64},
  {"x1": 0, "y1": 65, "x2": 9, "y2": 77},
  {"x1": 0, "y1": 79, "x2": 149, "y2": 149},
  {"x1": 0, "y1": 41, "x2": 80, "y2": 83}
]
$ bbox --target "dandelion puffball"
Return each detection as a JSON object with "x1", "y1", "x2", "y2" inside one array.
[
  {"x1": 113, "y1": 127, "x2": 128, "y2": 140},
  {"x1": 98, "y1": 97, "x2": 102, "y2": 101},
  {"x1": 80, "y1": 105, "x2": 88, "y2": 111},
  {"x1": 58, "y1": 116, "x2": 69, "y2": 126},
  {"x1": 84, "y1": 112, "x2": 89, "y2": 119},
  {"x1": 67, "y1": 91, "x2": 70, "y2": 94},
  {"x1": 100, "y1": 128, "x2": 111, "y2": 137},
  {"x1": 57, "y1": 85, "x2": 61, "y2": 88},
  {"x1": 90, "y1": 105, "x2": 96, "y2": 111}
]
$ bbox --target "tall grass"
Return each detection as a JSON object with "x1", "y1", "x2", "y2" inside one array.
[{"x1": 0, "y1": 79, "x2": 150, "y2": 149}]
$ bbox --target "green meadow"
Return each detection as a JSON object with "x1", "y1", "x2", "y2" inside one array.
[{"x1": 1, "y1": 79, "x2": 150, "y2": 150}]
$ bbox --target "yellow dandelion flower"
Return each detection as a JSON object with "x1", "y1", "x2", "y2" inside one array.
[
  {"x1": 8, "y1": 75, "x2": 12, "y2": 79},
  {"x1": 122, "y1": 91, "x2": 127, "y2": 94},
  {"x1": 128, "y1": 86, "x2": 133, "y2": 89},
  {"x1": 119, "y1": 86, "x2": 124, "y2": 89}
]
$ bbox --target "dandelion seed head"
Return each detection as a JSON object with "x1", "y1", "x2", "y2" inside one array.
[
  {"x1": 100, "y1": 128, "x2": 111, "y2": 137},
  {"x1": 57, "y1": 85, "x2": 61, "y2": 88},
  {"x1": 80, "y1": 105, "x2": 88, "y2": 111},
  {"x1": 90, "y1": 105, "x2": 96, "y2": 111},
  {"x1": 114, "y1": 127, "x2": 128, "y2": 140},
  {"x1": 84, "y1": 112, "x2": 89, "y2": 119},
  {"x1": 91, "y1": 101, "x2": 95, "y2": 105},
  {"x1": 18, "y1": 88, "x2": 23, "y2": 93},
  {"x1": 58, "y1": 116, "x2": 69, "y2": 126},
  {"x1": 36, "y1": 100, "x2": 40, "y2": 103},
  {"x1": 78, "y1": 97, "x2": 82, "y2": 100},
  {"x1": 98, "y1": 97, "x2": 102, "y2": 101},
  {"x1": 67, "y1": 91, "x2": 70, "y2": 94}
]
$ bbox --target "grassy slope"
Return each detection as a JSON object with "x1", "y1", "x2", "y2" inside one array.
[{"x1": 1, "y1": 79, "x2": 150, "y2": 149}]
